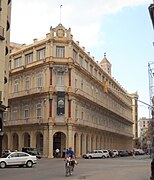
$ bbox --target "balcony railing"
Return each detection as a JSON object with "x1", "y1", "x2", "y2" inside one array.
[
  {"x1": 75, "y1": 118, "x2": 133, "y2": 137},
  {"x1": 8, "y1": 87, "x2": 48, "y2": 99},
  {"x1": 74, "y1": 88, "x2": 132, "y2": 122},
  {"x1": 0, "y1": 26, "x2": 5, "y2": 40},
  {"x1": 4, "y1": 118, "x2": 48, "y2": 126}
]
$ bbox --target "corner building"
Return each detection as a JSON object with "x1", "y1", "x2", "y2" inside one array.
[
  {"x1": 0, "y1": 0, "x2": 11, "y2": 156},
  {"x1": 3, "y1": 24, "x2": 134, "y2": 158}
]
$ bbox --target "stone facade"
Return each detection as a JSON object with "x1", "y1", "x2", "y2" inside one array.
[
  {"x1": 0, "y1": 0, "x2": 11, "y2": 156},
  {"x1": 3, "y1": 24, "x2": 134, "y2": 158}
]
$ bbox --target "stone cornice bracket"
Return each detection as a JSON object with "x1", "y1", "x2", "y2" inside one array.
[{"x1": 53, "y1": 65, "x2": 68, "y2": 73}]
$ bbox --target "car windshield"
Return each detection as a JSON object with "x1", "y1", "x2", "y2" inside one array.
[{"x1": 1, "y1": 153, "x2": 10, "y2": 158}]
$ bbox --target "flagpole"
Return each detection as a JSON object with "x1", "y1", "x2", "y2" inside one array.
[{"x1": 60, "y1": 5, "x2": 62, "y2": 24}]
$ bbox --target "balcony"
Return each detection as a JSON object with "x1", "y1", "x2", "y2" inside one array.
[
  {"x1": 4, "y1": 118, "x2": 48, "y2": 126},
  {"x1": 74, "y1": 118, "x2": 133, "y2": 137},
  {"x1": 74, "y1": 88, "x2": 132, "y2": 122},
  {"x1": 8, "y1": 87, "x2": 49, "y2": 100},
  {"x1": 0, "y1": 26, "x2": 5, "y2": 40}
]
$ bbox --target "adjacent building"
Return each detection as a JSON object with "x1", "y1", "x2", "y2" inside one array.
[
  {"x1": 138, "y1": 117, "x2": 151, "y2": 149},
  {"x1": 3, "y1": 24, "x2": 135, "y2": 158},
  {"x1": 0, "y1": 0, "x2": 11, "y2": 156}
]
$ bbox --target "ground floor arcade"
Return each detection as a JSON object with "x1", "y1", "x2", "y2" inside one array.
[{"x1": 2, "y1": 124, "x2": 133, "y2": 158}]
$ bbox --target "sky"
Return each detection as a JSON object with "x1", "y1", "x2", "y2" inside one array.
[{"x1": 10, "y1": 0, "x2": 154, "y2": 118}]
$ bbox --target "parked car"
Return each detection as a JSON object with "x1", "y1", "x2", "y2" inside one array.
[
  {"x1": 0, "y1": 151, "x2": 37, "y2": 168},
  {"x1": 22, "y1": 147, "x2": 41, "y2": 159},
  {"x1": 112, "y1": 150, "x2": 119, "y2": 157},
  {"x1": 134, "y1": 149, "x2": 145, "y2": 155},
  {"x1": 2, "y1": 150, "x2": 11, "y2": 157},
  {"x1": 102, "y1": 150, "x2": 110, "y2": 158},
  {"x1": 118, "y1": 150, "x2": 129, "y2": 157},
  {"x1": 83, "y1": 150, "x2": 109, "y2": 159}
]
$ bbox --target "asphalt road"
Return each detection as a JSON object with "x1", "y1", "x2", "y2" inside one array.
[{"x1": 0, "y1": 155, "x2": 151, "y2": 180}]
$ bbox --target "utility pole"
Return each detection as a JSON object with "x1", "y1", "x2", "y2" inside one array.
[{"x1": 148, "y1": 2, "x2": 154, "y2": 179}]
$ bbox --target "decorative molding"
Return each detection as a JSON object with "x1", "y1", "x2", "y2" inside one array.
[{"x1": 53, "y1": 65, "x2": 68, "y2": 73}]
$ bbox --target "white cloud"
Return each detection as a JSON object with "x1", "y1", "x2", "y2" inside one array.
[{"x1": 11, "y1": 0, "x2": 150, "y2": 48}]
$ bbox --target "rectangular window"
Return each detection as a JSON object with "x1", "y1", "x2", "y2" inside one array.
[
  {"x1": 102, "y1": 76, "x2": 104, "y2": 82},
  {"x1": 37, "y1": 73, "x2": 43, "y2": 87},
  {"x1": 99, "y1": 73, "x2": 101, "y2": 81},
  {"x1": 90, "y1": 65, "x2": 93, "y2": 74},
  {"x1": 25, "y1": 53, "x2": 33, "y2": 65},
  {"x1": 13, "y1": 107, "x2": 18, "y2": 121},
  {"x1": 24, "y1": 105, "x2": 29, "y2": 119},
  {"x1": 14, "y1": 79, "x2": 19, "y2": 93},
  {"x1": 14, "y1": 57, "x2": 22, "y2": 68},
  {"x1": 56, "y1": 46, "x2": 65, "y2": 58},
  {"x1": 75, "y1": 105, "x2": 78, "y2": 120},
  {"x1": 79, "y1": 56, "x2": 83, "y2": 67},
  {"x1": 81, "y1": 79, "x2": 83, "y2": 90},
  {"x1": 85, "y1": 60, "x2": 88, "y2": 70},
  {"x1": 75, "y1": 79, "x2": 78, "y2": 89},
  {"x1": 73, "y1": 49, "x2": 77, "y2": 61},
  {"x1": 56, "y1": 72, "x2": 64, "y2": 86},
  {"x1": 25, "y1": 76, "x2": 30, "y2": 90},
  {"x1": 36, "y1": 103, "x2": 41, "y2": 119},
  {"x1": 81, "y1": 110, "x2": 84, "y2": 120},
  {"x1": 94, "y1": 69, "x2": 97, "y2": 78},
  {"x1": 37, "y1": 48, "x2": 45, "y2": 60}
]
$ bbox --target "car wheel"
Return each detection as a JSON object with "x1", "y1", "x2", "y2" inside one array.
[
  {"x1": 0, "y1": 161, "x2": 6, "y2": 168},
  {"x1": 88, "y1": 156, "x2": 92, "y2": 159},
  {"x1": 102, "y1": 155, "x2": 105, "y2": 159},
  {"x1": 26, "y1": 160, "x2": 33, "y2": 168}
]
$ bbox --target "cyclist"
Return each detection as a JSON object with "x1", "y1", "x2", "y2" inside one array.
[{"x1": 65, "y1": 147, "x2": 76, "y2": 170}]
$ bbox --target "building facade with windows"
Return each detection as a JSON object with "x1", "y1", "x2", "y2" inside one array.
[
  {"x1": 0, "y1": 0, "x2": 11, "y2": 156},
  {"x1": 138, "y1": 117, "x2": 151, "y2": 149},
  {"x1": 3, "y1": 24, "x2": 134, "y2": 158}
]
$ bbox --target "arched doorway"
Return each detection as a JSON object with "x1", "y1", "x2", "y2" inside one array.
[
  {"x1": 24, "y1": 133, "x2": 30, "y2": 147},
  {"x1": 12, "y1": 133, "x2": 19, "y2": 150},
  {"x1": 2, "y1": 134, "x2": 8, "y2": 150},
  {"x1": 53, "y1": 132, "x2": 66, "y2": 157},
  {"x1": 36, "y1": 132, "x2": 43, "y2": 153}
]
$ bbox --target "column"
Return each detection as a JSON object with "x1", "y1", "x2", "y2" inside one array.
[
  {"x1": 93, "y1": 135, "x2": 96, "y2": 150},
  {"x1": 88, "y1": 135, "x2": 91, "y2": 152},
  {"x1": 18, "y1": 132, "x2": 23, "y2": 151},
  {"x1": 50, "y1": 67, "x2": 52, "y2": 85},
  {"x1": 68, "y1": 68, "x2": 71, "y2": 86},
  {"x1": 30, "y1": 131, "x2": 36, "y2": 148},
  {"x1": 48, "y1": 125, "x2": 53, "y2": 158},
  {"x1": 7, "y1": 132, "x2": 11, "y2": 151},
  {"x1": 68, "y1": 100, "x2": 71, "y2": 118},
  {"x1": 82, "y1": 134, "x2": 86, "y2": 155},
  {"x1": 33, "y1": 48, "x2": 37, "y2": 61},
  {"x1": 68, "y1": 125, "x2": 73, "y2": 148},
  {"x1": 49, "y1": 99, "x2": 52, "y2": 117},
  {"x1": 76, "y1": 133, "x2": 81, "y2": 157},
  {"x1": 98, "y1": 136, "x2": 101, "y2": 149},
  {"x1": 43, "y1": 126, "x2": 48, "y2": 157}
]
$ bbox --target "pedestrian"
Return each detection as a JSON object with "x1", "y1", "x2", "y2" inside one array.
[
  {"x1": 55, "y1": 148, "x2": 60, "y2": 158},
  {"x1": 133, "y1": 149, "x2": 135, "y2": 158}
]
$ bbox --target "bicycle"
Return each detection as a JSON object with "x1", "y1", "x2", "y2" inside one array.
[{"x1": 65, "y1": 157, "x2": 73, "y2": 177}]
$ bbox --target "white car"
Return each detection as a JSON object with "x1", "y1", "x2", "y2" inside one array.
[
  {"x1": 0, "y1": 151, "x2": 37, "y2": 168},
  {"x1": 101, "y1": 150, "x2": 110, "y2": 158},
  {"x1": 112, "y1": 150, "x2": 119, "y2": 157},
  {"x1": 83, "y1": 150, "x2": 109, "y2": 159}
]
